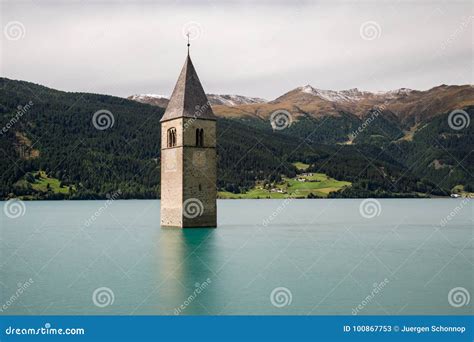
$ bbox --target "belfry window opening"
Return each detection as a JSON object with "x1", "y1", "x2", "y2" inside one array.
[
  {"x1": 167, "y1": 128, "x2": 177, "y2": 147},
  {"x1": 195, "y1": 128, "x2": 204, "y2": 147}
]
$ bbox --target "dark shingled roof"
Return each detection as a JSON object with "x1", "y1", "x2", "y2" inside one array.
[{"x1": 160, "y1": 54, "x2": 217, "y2": 122}]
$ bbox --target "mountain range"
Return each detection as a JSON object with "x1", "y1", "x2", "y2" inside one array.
[
  {"x1": 130, "y1": 84, "x2": 474, "y2": 126},
  {"x1": 128, "y1": 93, "x2": 267, "y2": 108},
  {"x1": 1, "y1": 77, "x2": 472, "y2": 200}
]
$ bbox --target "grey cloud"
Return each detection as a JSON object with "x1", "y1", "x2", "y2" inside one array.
[{"x1": 1, "y1": 1, "x2": 472, "y2": 99}]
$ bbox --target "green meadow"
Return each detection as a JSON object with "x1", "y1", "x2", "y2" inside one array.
[
  {"x1": 218, "y1": 163, "x2": 351, "y2": 199},
  {"x1": 14, "y1": 171, "x2": 75, "y2": 198}
]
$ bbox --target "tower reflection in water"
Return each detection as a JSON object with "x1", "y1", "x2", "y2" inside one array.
[{"x1": 156, "y1": 227, "x2": 219, "y2": 315}]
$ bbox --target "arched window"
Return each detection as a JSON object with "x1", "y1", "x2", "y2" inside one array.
[
  {"x1": 167, "y1": 128, "x2": 176, "y2": 147},
  {"x1": 195, "y1": 128, "x2": 204, "y2": 147}
]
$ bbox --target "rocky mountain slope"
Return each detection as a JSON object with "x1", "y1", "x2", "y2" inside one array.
[
  {"x1": 131, "y1": 84, "x2": 474, "y2": 129},
  {"x1": 128, "y1": 93, "x2": 267, "y2": 109},
  {"x1": 128, "y1": 94, "x2": 170, "y2": 108},
  {"x1": 212, "y1": 84, "x2": 474, "y2": 127}
]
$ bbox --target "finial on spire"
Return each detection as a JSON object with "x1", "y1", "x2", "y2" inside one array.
[{"x1": 186, "y1": 32, "x2": 190, "y2": 55}]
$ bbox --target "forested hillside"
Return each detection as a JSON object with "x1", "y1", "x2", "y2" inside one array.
[{"x1": 0, "y1": 78, "x2": 472, "y2": 199}]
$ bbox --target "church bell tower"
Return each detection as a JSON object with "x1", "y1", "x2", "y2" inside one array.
[{"x1": 160, "y1": 45, "x2": 217, "y2": 228}]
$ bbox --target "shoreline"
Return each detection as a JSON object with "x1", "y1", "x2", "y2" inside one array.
[{"x1": 1, "y1": 196, "x2": 471, "y2": 202}]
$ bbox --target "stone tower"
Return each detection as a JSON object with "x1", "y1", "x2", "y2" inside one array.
[{"x1": 160, "y1": 51, "x2": 217, "y2": 228}]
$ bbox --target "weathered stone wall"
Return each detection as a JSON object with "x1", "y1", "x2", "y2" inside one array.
[
  {"x1": 161, "y1": 117, "x2": 217, "y2": 228},
  {"x1": 160, "y1": 118, "x2": 183, "y2": 227},
  {"x1": 182, "y1": 118, "x2": 217, "y2": 227}
]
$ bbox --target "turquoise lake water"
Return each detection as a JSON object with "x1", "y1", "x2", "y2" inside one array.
[{"x1": 1, "y1": 199, "x2": 472, "y2": 315}]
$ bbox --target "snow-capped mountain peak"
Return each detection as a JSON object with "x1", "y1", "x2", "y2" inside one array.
[
  {"x1": 128, "y1": 93, "x2": 267, "y2": 107},
  {"x1": 298, "y1": 85, "x2": 369, "y2": 102},
  {"x1": 375, "y1": 88, "x2": 414, "y2": 97},
  {"x1": 127, "y1": 94, "x2": 171, "y2": 108},
  {"x1": 297, "y1": 85, "x2": 415, "y2": 102},
  {"x1": 129, "y1": 94, "x2": 168, "y2": 101},
  {"x1": 206, "y1": 94, "x2": 267, "y2": 106}
]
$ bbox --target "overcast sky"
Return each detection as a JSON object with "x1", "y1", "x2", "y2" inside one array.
[{"x1": 1, "y1": 0, "x2": 472, "y2": 99}]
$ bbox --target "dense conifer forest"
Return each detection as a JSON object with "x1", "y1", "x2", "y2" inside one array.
[{"x1": 0, "y1": 78, "x2": 472, "y2": 199}]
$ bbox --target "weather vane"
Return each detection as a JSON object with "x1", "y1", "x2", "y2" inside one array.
[{"x1": 186, "y1": 32, "x2": 190, "y2": 54}]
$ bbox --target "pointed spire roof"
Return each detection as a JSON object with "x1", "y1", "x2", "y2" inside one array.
[{"x1": 160, "y1": 54, "x2": 217, "y2": 122}]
